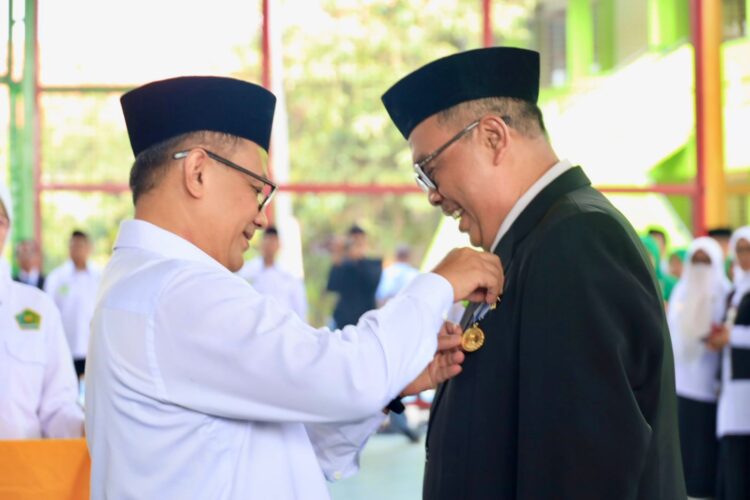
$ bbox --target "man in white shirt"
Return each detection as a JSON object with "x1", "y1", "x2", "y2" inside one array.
[
  {"x1": 0, "y1": 185, "x2": 83, "y2": 439},
  {"x1": 237, "y1": 226, "x2": 308, "y2": 320},
  {"x1": 45, "y1": 230, "x2": 100, "y2": 378},
  {"x1": 85, "y1": 75, "x2": 503, "y2": 500},
  {"x1": 376, "y1": 244, "x2": 420, "y2": 307}
]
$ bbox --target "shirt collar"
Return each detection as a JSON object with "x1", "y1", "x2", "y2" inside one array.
[
  {"x1": 64, "y1": 259, "x2": 95, "y2": 274},
  {"x1": 490, "y1": 159, "x2": 573, "y2": 252},
  {"x1": 19, "y1": 268, "x2": 39, "y2": 281},
  {"x1": 114, "y1": 219, "x2": 226, "y2": 271}
]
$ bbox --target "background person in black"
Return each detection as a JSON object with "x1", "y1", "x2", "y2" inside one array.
[
  {"x1": 13, "y1": 239, "x2": 45, "y2": 290},
  {"x1": 382, "y1": 47, "x2": 686, "y2": 499},
  {"x1": 326, "y1": 225, "x2": 382, "y2": 328}
]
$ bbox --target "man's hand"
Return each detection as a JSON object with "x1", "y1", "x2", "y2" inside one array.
[
  {"x1": 402, "y1": 322, "x2": 465, "y2": 397},
  {"x1": 432, "y1": 247, "x2": 503, "y2": 305}
]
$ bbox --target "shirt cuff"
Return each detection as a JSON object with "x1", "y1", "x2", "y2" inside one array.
[{"x1": 311, "y1": 412, "x2": 387, "y2": 482}]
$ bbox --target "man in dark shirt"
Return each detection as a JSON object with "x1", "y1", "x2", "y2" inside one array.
[
  {"x1": 326, "y1": 225, "x2": 382, "y2": 328},
  {"x1": 382, "y1": 46, "x2": 686, "y2": 500},
  {"x1": 13, "y1": 239, "x2": 45, "y2": 290}
]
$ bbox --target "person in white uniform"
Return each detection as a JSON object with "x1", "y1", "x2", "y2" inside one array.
[
  {"x1": 666, "y1": 236, "x2": 730, "y2": 498},
  {"x1": 0, "y1": 185, "x2": 84, "y2": 439},
  {"x1": 85, "y1": 76, "x2": 503, "y2": 500},
  {"x1": 376, "y1": 244, "x2": 420, "y2": 307},
  {"x1": 44, "y1": 230, "x2": 101, "y2": 377},
  {"x1": 716, "y1": 226, "x2": 750, "y2": 499},
  {"x1": 237, "y1": 226, "x2": 308, "y2": 320}
]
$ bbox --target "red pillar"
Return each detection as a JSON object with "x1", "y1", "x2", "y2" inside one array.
[
  {"x1": 482, "y1": 0, "x2": 493, "y2": 47},
  {"x1": 690, "y1": 0, "x2": 726, "y2": 235}
]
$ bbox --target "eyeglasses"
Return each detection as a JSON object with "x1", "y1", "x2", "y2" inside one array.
[
  {"x1": 413, "y1": 120, "x2": 480, "y2": 192},
  {"x1": 173, "y1": 148, "x2": 277, "y2": 212}
]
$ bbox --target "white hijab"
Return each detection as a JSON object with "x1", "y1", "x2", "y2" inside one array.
[{"x1": 668, "y1": 237, "x2": 731, "y2": 360}]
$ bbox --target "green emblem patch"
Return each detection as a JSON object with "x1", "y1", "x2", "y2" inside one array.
[{"x1": 15, "y1": 309, "x2": 41, "y2": 330}]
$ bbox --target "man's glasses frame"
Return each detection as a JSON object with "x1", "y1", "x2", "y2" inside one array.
[
  {"x1": 173, "y1": 148, "x2": 278, "y2": 212},
  {"x1": 412, "y1": 119, "x2": 480, "y2": 192}
]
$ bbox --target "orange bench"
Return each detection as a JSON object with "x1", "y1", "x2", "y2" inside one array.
[{"x1": 0, "y1": 439, "x2": 89, "y2": 500}]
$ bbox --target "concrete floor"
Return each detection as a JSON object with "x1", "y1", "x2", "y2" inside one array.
[{"x1": 329, "y1": 434, "x2": 426, "y2": 499}]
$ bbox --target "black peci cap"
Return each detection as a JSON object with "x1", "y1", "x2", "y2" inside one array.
[
  {"x1": 382, "y1": 47, "x2": 540, "y2": 139},
  {"x1": 121, "y1": 76, "x2": 276, "y2": 156}
]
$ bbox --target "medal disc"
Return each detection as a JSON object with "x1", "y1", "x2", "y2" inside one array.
[{"x1": 461, "y1": 325, "x2": 485, "y2": 352}]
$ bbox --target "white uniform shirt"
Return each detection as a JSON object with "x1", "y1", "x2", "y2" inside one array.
[
  {"x1": 0, "y1": 262, "x2": 84, "y2": 439},
  {"x1": 86, "y1": 220, "x2": 453, "y2": 500},
  {"x1": 44, "y1": 260, "x2": 101, "y2": 359},
  {"x1": 237, "y1": 257, "x2": 308, "y2": 320}
]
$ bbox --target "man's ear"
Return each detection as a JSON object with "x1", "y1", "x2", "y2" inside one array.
[
  {"x1": 181, "y1": 149, "x2": 208, "y2": 199},
  {"x1": 480, "y1": 115, "x2": 511, "y2": 165}
]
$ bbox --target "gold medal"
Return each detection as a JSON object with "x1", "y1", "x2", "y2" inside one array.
[{"x1": 461, "y1": 323, "x2": 485, "y2": 352}]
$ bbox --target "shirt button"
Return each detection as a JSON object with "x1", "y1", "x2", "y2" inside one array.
[{"x1": 333, "y1": 471, "x2": 343, "y2": 481}]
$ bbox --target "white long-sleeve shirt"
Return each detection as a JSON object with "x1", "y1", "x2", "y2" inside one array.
[
  {"x1": 86, "y1": 219, "x2": 453, "y2": 500},
  {"x1": 44, "y1": 260, "x2": 100, "y2": 359},
  {"x1": 0, "y1": 262, "x2": 84, "y2": 439}
]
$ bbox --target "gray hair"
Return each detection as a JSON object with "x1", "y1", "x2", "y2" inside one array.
[
  {"x1": 129, "y1": 131, "x2": 239, "y2": 204},
  {"x1": 436, "y1": 97, "x2": 547, "y2": 139}
]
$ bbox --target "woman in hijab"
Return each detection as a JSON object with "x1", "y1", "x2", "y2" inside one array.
[
  {"x1": 667, "y1": 236, "x2": 730, "y2": 498},
  {"x1": 716, "y1": 226, "x2": 750, "y2": 499},
  {"x1": 0, "y1": 185, "x2": 84, "y2": 439}
]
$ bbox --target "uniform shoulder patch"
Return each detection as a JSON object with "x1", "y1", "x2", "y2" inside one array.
[{"x1": 15, "y1": 309, "x2": 42, "y2": 330}]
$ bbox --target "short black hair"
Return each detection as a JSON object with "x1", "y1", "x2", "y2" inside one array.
[
  {"x1": 707, "y1": 227, "x2": 733, "y2": 238},
  {"x1": 348, "y1": 224, "x2": 365, "y2": 236},
  {"x1": 71, "y1": 230, "x2": 89, "y2": 240},
  {"x1": 647, "y1": 228, "x2": 666, "y2": 242},
  {"x1": 264, "y1": 226, "x2": 279, "y2": 237}
]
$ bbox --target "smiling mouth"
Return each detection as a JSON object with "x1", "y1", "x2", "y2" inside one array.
[
  {"x1": 243, "y1": 229, "x2": 254, "y2": 241},
  {"x1": 450, "y1": 209, "x2": 464, "y2": 220}
]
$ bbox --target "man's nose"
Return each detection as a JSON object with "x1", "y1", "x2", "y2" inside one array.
[
  {"x1": 428, "y1": 188, "x2": 444, "y2": 207},
  {"x1": 255, "y1": 210, "x2": 269, "y2": 229}
]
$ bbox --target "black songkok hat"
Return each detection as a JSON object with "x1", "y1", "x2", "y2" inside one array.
[
  {"x1": 382, "y1": 47, "x2": 540, "y2": 139},
  {"x1": 121, "y1": 76, "x2": 276, "y2": 156}
]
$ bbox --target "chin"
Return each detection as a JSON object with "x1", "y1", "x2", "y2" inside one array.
[
  {"x1": 227, "y1": 253, "x2": 245, "y2": 273},
  {"x1": 468, "y1": 231, "x2": 483, "y2": 249}
]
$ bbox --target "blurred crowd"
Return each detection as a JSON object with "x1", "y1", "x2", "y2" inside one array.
[
  {"x1": 5, "y1": 195, "x2": 750, "y2": 498},
  {"x1": 643, "y1": 225, "x2": 750, "y2": 498}
]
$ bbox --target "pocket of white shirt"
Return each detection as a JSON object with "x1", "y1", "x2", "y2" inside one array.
[{"x1": 5, "y1": 335, "x2": 46, "y2": 365}]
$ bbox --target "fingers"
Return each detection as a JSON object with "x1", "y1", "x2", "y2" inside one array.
[
  {"x1": 437, "y1": 323, "x2": 462, "y2": 351},
  {"x1": 431, "y1": 322, "x2": 466, "y2": 385},
  {"x1": 477, "y1": 253, "x2": 503, "y2": 304},
  {"x1": 432, "y1": 248, "x2": 504, "y2": 303}
]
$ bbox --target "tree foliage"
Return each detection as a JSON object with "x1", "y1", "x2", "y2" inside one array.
[{"x1": 23, "y1": 0, "x2": 536, "y2": 325}]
